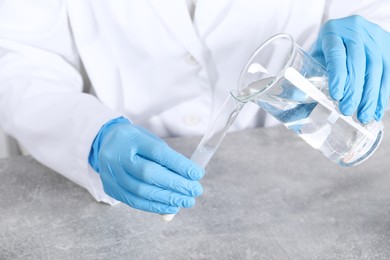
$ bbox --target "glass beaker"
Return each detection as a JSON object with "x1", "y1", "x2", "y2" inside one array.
[
  {"x1": 164, "y1": 33, "x2": 384, "y2": 222},
  {"x1": 234, "y1": 33, "x2": 384, "y2": 166}
]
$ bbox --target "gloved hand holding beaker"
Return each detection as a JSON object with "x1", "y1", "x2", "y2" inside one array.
[
  {"x1": 232, "y1": 32, "x2": 384, "y2": 167},
  {"x1": 311, "y1": 15, "x2": 390, "y2": 123},
  {"x1": 89, "y1": 117, "x2": 204, "y2": 215}
]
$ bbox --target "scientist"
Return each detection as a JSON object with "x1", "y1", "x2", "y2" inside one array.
[{"x1": 0, "y1": 1, "x2": 389, "y2": 215}]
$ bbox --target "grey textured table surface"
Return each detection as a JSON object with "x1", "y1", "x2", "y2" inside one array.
[{"x1": 1, "y1": 115, "x2": 390, "y2": 260}]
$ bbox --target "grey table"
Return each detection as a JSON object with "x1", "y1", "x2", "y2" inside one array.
[{"x1": 1, "y1": 115, "x2": 390, "y2": 260}]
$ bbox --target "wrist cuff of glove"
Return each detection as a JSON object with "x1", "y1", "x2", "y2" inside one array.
[{"x1": 88, "y1": 116, "x2": 130, "y2": 173}]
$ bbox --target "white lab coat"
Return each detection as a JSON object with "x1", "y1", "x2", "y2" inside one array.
[{"x1": 0, "y1": 0, "x2": 389, "y2": 204}]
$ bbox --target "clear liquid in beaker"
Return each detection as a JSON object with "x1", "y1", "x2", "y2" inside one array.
[{"x1": 251, "y1": 77, "x2": 383, "y2": 166}]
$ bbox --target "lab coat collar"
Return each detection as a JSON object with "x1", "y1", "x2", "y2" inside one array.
[
  {"x1": 148, "y1": 0, "x2": 203, "y2": 61},
  {"x1": 147, "y1": 0, "x2": 233, "y2": 62},
  {"x1": 194, "y1": 0, "x2": 234, "y2": 37}
]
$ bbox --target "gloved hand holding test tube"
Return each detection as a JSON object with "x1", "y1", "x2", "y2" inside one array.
[{"x1": 161, "y1": 93, "x2": 246, "y2": 222}]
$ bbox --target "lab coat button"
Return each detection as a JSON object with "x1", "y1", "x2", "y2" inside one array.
[
  {"x1": 183, "y1": 114, "x2": 200, "y2": 126},
  {"x1": 185, "y1": 54, "x2": 199, "y2": 65}
]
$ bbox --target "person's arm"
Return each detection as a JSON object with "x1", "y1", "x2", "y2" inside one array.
[
  {"x1": 0, "y1": 0, "x2": 121, "y2": 203},
  {"x1": 321, "y1": 0, "x2": 390, "y2": 31},
  {"x1": 0, "y1": 1, "x2": 205, "y2": 214},
  {"x1": 311, "y1": 0, "x2": 390, "y2": 123}
]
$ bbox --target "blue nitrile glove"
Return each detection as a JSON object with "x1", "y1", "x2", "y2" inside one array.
[
  {"x1": 311, "y1": 15, "x2": 390, "y2": 123},
  {"x1": 89, "y1": 117, "x2": 205, "y2": 214}
]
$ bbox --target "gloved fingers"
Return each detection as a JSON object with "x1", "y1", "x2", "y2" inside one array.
[
  {"x1": 357, "y1": 41, "x2": 383, "y2": 123},
  {"x1": 314, "y1": 15, "x2": 390, "y2": 121},
  {"x1": 137, "y1": 135, "x2": 205, "y2": 181},
  {"x1": 100, "y1": 174, "x2": 179, "y2": 214},
  {"x1": 321, "y1": 33, "x2": 347, "y2": 101},
  {"x1": 122, "y1": 154, "x2": 203, "y2": 197},
  {"x1": 339, "y1": 36, "x2": 366, "y2": 116},
  {"x1": 375, "y1": 60, "x2": 390, "y2": 120},
  {"x1": 111, "y1": 163, "x2": 196, "y2": 208}
]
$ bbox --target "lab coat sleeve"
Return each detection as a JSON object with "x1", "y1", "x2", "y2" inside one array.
[
  {"x1": 323, "y1": 0, "x2": 390, "y2": 30},
  {"x1": 0, "y1": 1, "x2": 121, "y2": 204}
]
